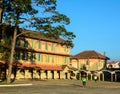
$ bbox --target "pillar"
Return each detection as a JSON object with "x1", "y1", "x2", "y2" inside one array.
[
  {"x1": 111, "y1": 73, "x2": 113, "y2": 82},
  {"x1": 47, "y1": 71, "x2": 51, "y2": 79},
  {"x1": 54, "y1": 71, "x2": 58, "y2": 79},
  {"x1": 41, "y1": 70, "x2": 46, "y2": 79},
  {"x1": 102, "y1": 73, "x2": 104, "y2": 81},
  {"x1": 115, "y1": 74, "x2": 117, "y2": 82},
  {"x1": 90, "y1": 74, "x2": 92, "y2": 80}
]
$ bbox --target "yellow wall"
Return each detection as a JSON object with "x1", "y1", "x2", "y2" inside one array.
[
  {"x1": 16, "y1": 37, "x2": 70, "y2": 66},
  {"x1": 71, "y1": 58, "x2": 105, "y2": 71}
]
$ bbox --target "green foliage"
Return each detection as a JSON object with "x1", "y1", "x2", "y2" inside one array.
[
  {"x1": 0, "y1": 38, "x2": 11, "y2": 60},
  {"x1": 1, "y1": 0, "x2": 76, "y2": 48},
  {"x1": 81, "y1": 64, "x2": 86, "y2": 70}
]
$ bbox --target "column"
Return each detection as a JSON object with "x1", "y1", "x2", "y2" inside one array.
[
  {"x1": 48, "y1": 71, "x2": 51, "y2": 79},
  {"x1": 111, "y1": 73, "x2": 113, "y2": 82},
  {"x1": 115, "y1": 74, "x2": 117, "y2": 82},
  {"x1": 102, "y1": 73, "x2": 104, "y2": 81}
]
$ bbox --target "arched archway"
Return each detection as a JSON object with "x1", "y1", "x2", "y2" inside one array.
[
  {"x1": 102, "y1": 70, "x2": 112, "y2": 81},
  {"x1": 115, "y1": 70, "x2": 120, "y2": 82}
]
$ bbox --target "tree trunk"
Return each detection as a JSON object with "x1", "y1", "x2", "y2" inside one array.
[
  {"x1": 0, "y1": 0, "x2": 3, "y2": 24},
  {"x1": 7, "y1": 26, "x2": 17, "y2": 83}
]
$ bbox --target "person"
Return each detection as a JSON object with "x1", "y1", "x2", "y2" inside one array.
[
  {"x1": 81, "y1": 72, "x2": 87, "y2": 87},
  {"x1": 94, "y1": 75, "x2": 98, "y2": 82},
  {"x1": 81, "y1": 76, "x2": 87, "y2": 87}
]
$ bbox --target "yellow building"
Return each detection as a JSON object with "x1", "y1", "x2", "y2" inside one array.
[
  {"x1": 70, "y1": 50, "x2": 109, "y2": 71},
  {"x1": 0, "y1": 29, "x2": 71, "y2": 80}
]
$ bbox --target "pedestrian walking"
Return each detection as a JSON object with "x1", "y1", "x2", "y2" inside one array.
[{"x1": 94, "y1": 75, "x2": 98, "y2": 82}]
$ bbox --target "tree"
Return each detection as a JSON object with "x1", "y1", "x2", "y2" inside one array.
[
  {"x1": 1, "y1": 0, "x2": 76, "y2": 83},
  {"x1": 0, "y1": 0, "x2": 3, "y2": 24},
  {"x1": 81, "y1": 64, "x2": 86, "y2": 70}
]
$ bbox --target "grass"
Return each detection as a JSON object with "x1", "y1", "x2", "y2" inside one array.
[{"x1": 0, "y1": 81, "x2": 21, "y2": 85}]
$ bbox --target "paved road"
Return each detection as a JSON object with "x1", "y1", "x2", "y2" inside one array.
[{"x1": 0, "y1": 80, "x2": 120, "y2": 94}]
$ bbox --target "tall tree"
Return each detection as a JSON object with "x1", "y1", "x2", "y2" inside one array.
[
  {"x1": 0, "y1": 0, "x2": 3, "y2": 24},
  {"x1": 1, "y1": 0, "x2": 76, "y2": 83}
]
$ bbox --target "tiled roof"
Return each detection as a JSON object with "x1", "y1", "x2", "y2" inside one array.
[
  {"x1": 107, "y1": 61, "x2": 120, "y2": 65},
  {"x1": 0, "y1": 25, "x2": 66, "y2": 44},
  {"x1": 0, "y1": 60, "x2": 62, "y2": 71},
  {"x1": 69, "y1": 66, "x2": 78, "y2": 71},
  {"x1": 20, "y1": 29, "x2": 66, "y2": 44},
  {"x1": 36, "y1": 64, "x2": 62, "y2": 71},
  {"x1": 71, "y1": 50, "x2": 109, "y2": 60},
  {"x1": 19, "y1": 63, "x2": 62, "y2": 71}
]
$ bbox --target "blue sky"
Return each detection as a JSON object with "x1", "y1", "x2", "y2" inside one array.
[{"x1": 57, "y1": 0, "x2": 120, "y2": 61}]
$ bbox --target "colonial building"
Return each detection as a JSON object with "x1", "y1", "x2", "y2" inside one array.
[
  {"x1": 70, "y1": 50, "x2": 109, "y2": 71},
  {"x1": 0, "y1": 29, "x2": 71, "y2": 80}
]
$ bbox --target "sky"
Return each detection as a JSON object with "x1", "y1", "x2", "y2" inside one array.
[{"x1": 57, "y1": 0, "x2": 120, "y2": 61}]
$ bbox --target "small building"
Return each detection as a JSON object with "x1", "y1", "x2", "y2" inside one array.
[
  {"x1": 107, "y1": 61, "x2": 120, "y2": 69},
  {"x1": 70, "y1": 50, "x2": 109, "y2": 71}
]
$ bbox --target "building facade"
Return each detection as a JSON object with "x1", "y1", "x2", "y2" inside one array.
[
  {"x1": 107, "y1": 61, "x2": 120, "y2": 69},
  {"x1": 0, "y1": 29, "x2": 72, "y2": 80},
  {"x1": 70, "y1": 50, "x2": 109, "y2": 71}
]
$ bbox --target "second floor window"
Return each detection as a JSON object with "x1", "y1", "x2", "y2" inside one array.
[
  {"x1": 24, "y1": 40, "x2": 28, "y2": 47},
  {"x1": 45, "y1": 42, "x2": 48, "y2": 50}
]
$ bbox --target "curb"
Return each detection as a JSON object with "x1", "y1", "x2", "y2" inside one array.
[{"x1": 0, "y1": 83, "x2": 32, "y2": 87}]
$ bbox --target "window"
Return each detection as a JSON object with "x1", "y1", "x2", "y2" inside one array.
[
  {"x1": 32, "y1": 40, "x2": 34, "y2": 48},
  {"x1": 45, "y1": 42, "x2": 48, "y2": 50},
  {"x1": 38, "y1": 40, "x2": 41, "y2": 49},
  {"x1": 51, "y1": 43, "x2": 55, "y2": 51},
  {"x1": 22, "y1": 52, "x2": 28, "y2": 60},
  {"x1": 24, "y1": 40, "x2": 28, "y2": 47},
  {"x1": 64, "y1": 57, "x2": 67, "y2": 64},
  {"x1": 25, "y1": 53, "x2": 28, "y2": 60},
  {"x1": 38, "y1": 53, "x2": 40, "y2": 61},
  {"x1": 38, "y1": 53, "x2": 43, "y2": 62},
  {"x1": 16, "y1": 52, "x2": 20, "y2": 60},
  {"x1": 22, "y1": 52, "x2": 25, "y2": 60},
  {"x1": 30, "y1": 53, "x2": 34, "y2": 61},
  {"x1": 16, "y1": 39, "x2": 20, "y2": 46}
]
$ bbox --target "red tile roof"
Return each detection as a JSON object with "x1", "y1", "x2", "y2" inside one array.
[
  {"x1": 0, "y1": 60, "x2": 62, "y2": 71},
  {"x1": 19, "y1": 63, "x2": 62, "y2": 71},
  {"x1": 71, "y1": 50, "x2": 109, "y2": 60},
  {"x1": 36, "y1": 64, "x2": 62, "y2": 71}
]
